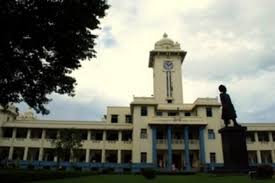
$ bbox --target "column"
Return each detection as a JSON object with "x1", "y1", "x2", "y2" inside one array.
[
  {"x1": 103, "y1": 130, "x2": 106, "y2": 141},
  {"x1": 23, "y1": 147, "x2": 28, "y2": 160},
  {"x1": 102, "y1": 130, "x2": 106, "y2": 163},
  {"x1": 118, "y1": 150, "x2": 121, "y2": 163},
  {"x1": 8, "y1": 146, "x2": 14, "y2": 160},
  {"x1": 199, "y1": 127, "x2": 206, "y2": 166},
  {"x1": 54, "y1": 155, "x2": 58, "y2": 162},
  {"x1": 118, "y1": 131, "x2": 122, "y2": 141},
  {"x1": 85, "y1": 149, "x2": 90, "y2": 163},
  {"x1": 152, "y1": 127, "x2": 157, "y2": 165},
  {"x1": 256, "y1": 150, "x2": 261, "y2": 164},
  {"x1": 38, "y1": 148, "x2": 43, "y2": 161},
  {"x1": 27, "y1": 129, "x2": 31, "y2": 139},
  {"x1": 255, "y1": 132, "x2": 259, "y2": 142},
  {"x1": 271, "y1": 150, "x2": 275, "y2": 163},
  {"x1": 87, "y1": 130, "x2": 91, "y2": 141},
  {"x1": 101, "y1": 150, "x2": 105, "y2": 163},
  {"x1": 12, "y1": 128, "x2": 17, "y2": 139},
  {"x1": 269, "y1": 132, "x2": 273, "y2": 144},
  {"x1": 184, "y1": 126, "x2": 191, "y2": 171},
  {"x1": 167, "y1": 126, "x2": 172, "y2": 170}
]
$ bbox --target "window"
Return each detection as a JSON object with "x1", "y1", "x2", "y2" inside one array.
[
  {"x1": 80, "y1": 130, "x2": 88, "y2": 140},
  {"x1": 184, "y1": 112, "x2": 191, "y2": 116},
  {"x1": 168, "y1": 112, "x2": 177, "y2": 116},
  {"x1": 122, "y1": 131, "x2": 132, "y2": 141},
  {"x1": 141, "y1": 106, "x2": 148, "y2": 116},
  {"x1": 167, "y1": 99, "x2": 172, "y2": 103},
  {"x1": 141, "y1": 152, "x2": 147, "y2": 163},
  {"x1": 260, "y1": 151, "x2": 272, "y2": 164},
  {"x1": 156, "y1": 111, "x2": 162, "y2": 116},
  {"x1": 106, "y1": 131, "x2": 118, "y2": 141},
  {"x1": 3, "y1": 128, "x2": 13, "y2": 138},
  {"x1": 272, "y1": 132, "x2": 275, "y2": 141},
  {"x1": 258, "y1": 132, "x2": 269, "y2": 142},
  {"x1": 111, "y1": 115, "x2": 118, "y2": 123},
  {"x1": 206, "y1": 107, "x2": 212, "y2": 117},
  {"x1": 208, "y1": 129, "x2": 215, "y2": 139},
  {"x1": 125, "y1": 115, "x2": 132, "y2": 123},
  {"x1": 246, "y1": 132, "x2": 255, "y2": 142},
  {"x1": 45, "y1": 129, "x2": 57, "y2": 139},
  {"x1": 140, "y1": 129, "x2": 147, "y2": 139},
  {"x1": 210, "y1": 153, "x2": 216, "y2": 163},
  {"x1": 30, "y1": 129, "x2": 43, "y2": 139},
  {"x1": 16, "y1": 128, "x2": 28, "y2": 138},
  {"x1": 92, "y1": 131, "x2": 103, "y2": 140}
]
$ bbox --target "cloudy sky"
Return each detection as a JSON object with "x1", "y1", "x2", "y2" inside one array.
[{"x1": 20, "y1": 0, "x2": 275, "y2": 123}]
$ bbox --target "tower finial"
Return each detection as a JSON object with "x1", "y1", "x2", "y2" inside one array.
[{"x1": 163, "y1": 33, "x2": 168, "y2": 38}]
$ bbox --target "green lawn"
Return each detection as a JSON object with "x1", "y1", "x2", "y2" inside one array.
[{"x1": 31, "y1": 174, "x2": 275, "y2": 183}]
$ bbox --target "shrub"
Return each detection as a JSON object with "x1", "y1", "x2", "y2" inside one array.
[
  {"x1": 27, "y1": 164, "x2": 34, "y2": 170},
  {"x1": 255, "y1": 164, "x2": 274, "y2": 179},
  {"x1": 101, "y1": 168, "x2": 114, "y2": 174},
  {"x1": 141, "y1": 168, "x2": 156, "y2": 179}
]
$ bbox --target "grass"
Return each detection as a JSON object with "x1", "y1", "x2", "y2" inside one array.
[{"x1": 31, "y1": 174, "x2": 275, "y2": 183}]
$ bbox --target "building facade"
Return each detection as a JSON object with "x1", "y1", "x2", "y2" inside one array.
[{"x1": 0, "y1": 34, "x2": 275, "y2": 171}]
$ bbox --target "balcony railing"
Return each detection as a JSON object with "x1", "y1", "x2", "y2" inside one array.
[{"x1": 157, "y1": 139, "x2": 199, "y2": 144}]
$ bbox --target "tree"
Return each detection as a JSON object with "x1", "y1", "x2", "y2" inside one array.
[
  {"x1": 0, "y1": 0, "x2": 109, "y2": 114},
  {"x1": 52, "y1": 129, "x2": 83, "y2": 163}
]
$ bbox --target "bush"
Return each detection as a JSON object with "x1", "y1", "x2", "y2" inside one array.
[
  {"x1": 27, "y1": 164, "x2": 34, "y2": 170},
  {"x1": 0, "y1": 169, "x2": 94, "y2": 183},
  {"x1": 101, "y1": 168, "x2": 114, "y2": 174},
  {"x1": 255, "y1": 164, "x2": 274, "y2": 179},
  {"x1": 141, "y1": 168, "x2": 156, "y2": 179}
]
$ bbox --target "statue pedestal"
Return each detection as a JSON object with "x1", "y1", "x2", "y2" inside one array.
[{"x1": 218, "y1": 127, "x2": 249, "y2": 171}]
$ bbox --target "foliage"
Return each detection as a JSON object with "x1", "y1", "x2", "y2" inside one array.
[
  {"x1": 141, "y1": 168, "x2": 157, "y2": 179},
  {"x1": 0, "y1": 169, "x2": 95, "y2": 183},
  {"x1": 255, "y1": 164, "x2": 274, "y2": 179},
  {"x1": 52, "y1": 129, "x2": 83, "y2": 163},
  {"x1": 0, "y1": 0, "x2": 109, "y2": 114}
]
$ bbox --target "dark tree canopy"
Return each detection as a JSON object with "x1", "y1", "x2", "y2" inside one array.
[
  {"x1": 52, "y1": 128, "x2": 83, "y2": 162},
  {"x1": 0, "y1": 0, "x2": 109, "y2": 114}
]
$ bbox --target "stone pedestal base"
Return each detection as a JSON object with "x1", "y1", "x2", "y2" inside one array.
[{"x1": 218, "y1": 127, "x2": 249, "y2": 170}]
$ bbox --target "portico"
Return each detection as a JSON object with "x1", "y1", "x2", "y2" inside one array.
[{"x1": 151, "y1": 123, "x2": 206, "y2": 171}]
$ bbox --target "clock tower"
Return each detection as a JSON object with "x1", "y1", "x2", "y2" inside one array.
[{"x1": 149, "y1": 33, "x2": 187, "y2": 104}]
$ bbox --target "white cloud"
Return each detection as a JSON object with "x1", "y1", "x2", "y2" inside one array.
[{"x1": 24, "y1": 0, "x2": 275, "y2": 122}]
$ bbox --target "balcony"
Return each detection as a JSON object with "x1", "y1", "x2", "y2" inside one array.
[
  {"x1": 156, "y1": 139, "x2": 199, "y2": 150},
  {"x1": 149, "y1": 116, "x2": 206, "y2": 125}
]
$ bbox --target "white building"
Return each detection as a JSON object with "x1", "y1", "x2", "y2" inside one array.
[{"x1": 0, "y1": 34, "x2": 275, "y2": 171}]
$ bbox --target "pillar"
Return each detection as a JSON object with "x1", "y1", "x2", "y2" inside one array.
[
  {"x1": 118, "y1": 150, "x2": 121, "y2": 163},
  {"x1": 23, "y1": 147, "x2": 28, "y2": 160},
  {"x1": 54, "y1": 155, "x2": 58, "y2": 162},
  {"x1": 272, "y1": 150, "x2": 275, "y2": 163},
  {"x1": 87, "y1": 130, "x2": 91, "y2": 141},
  {"x1": 103, "y1": 130, "x2": 106, "y2": 141},
  {"x1": 199, "y1": 127, "x2": 206, "y2": 166},
  {"x1": 118, "y1": 131, "x2": 122, "y2": 141},
  {"x1": 167, "y1": 126, "x2": 172, "y2": 170},
  {"x1": 12, "y1": 128, "x2": 16, "y2": 139},
  {"x1": 152, "y1": 127, "x2": 157, "y2": 165},
  {"x1": 8, "y1": 146, "x2": 14, "y2": 160},
  {"x1": 101, "y1": 150, "x2": 105, "y2": 163},
  {"x1": 257, "y1": 150, "x2": 262, "y2": 164},
  {"x1": 85, "y1": 149, "x2": 90, "y2": 163},
  {"x1": 184, "y1": 126, "x2": 191, "y2": 171},
  {"x1": 27, "y1": 129, "x2": 31, "y2": 139},
  {"x1": 269, "y1": 132, "x2": 273, "y2": 143},
  {"x1": 255, "y1": 132, "x2": 259, "y2": 142},
  {"x1": 38, "y1": 148, "x2": 43, "y2": 161}
]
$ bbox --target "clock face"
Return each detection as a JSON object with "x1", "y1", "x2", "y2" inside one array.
[{"x1": 163, "y1": 61, "x2": 173, "y2": 70}]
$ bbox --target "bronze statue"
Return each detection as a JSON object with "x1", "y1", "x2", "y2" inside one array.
[{"x1": 219, "y1": 85, "x2": 240, "y2": 127}]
